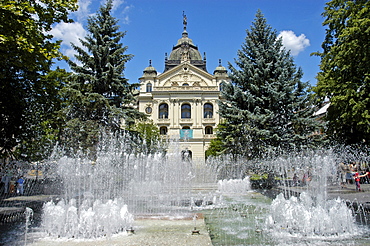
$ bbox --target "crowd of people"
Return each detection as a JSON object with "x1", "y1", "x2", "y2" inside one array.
[{"x1": 0, "y1": 164, "x2": 26, "y2": 197}]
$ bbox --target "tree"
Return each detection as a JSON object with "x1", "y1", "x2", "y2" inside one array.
[
  {"x1": 0, "y1": 0, "x2": 78, "y2": 160},
  {"x1": 218, "y1": 10, "x2": 323, "y2": 159},
  {"x1": 130, "y1": 120, "x2": 165, "y2": 155},
  {"x1": 61, "y1": 0, "x2": 145, "y2": 152},
  {"x1": 313, "y1": 0, "x2": 370, "y2": 145},
  {"x1": 15, "y1": 69, "x2": 71, "y2": 161}
]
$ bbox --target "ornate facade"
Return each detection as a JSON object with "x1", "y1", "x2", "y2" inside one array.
[{"x1": 137, "y1": 15, "x2": 229, "y2": 162}]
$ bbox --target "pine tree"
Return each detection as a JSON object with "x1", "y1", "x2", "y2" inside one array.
[
  {"x1": 218, "y1": 10, "x2": 323, "y2": 159},
  {"x1": 61, "y1": 0, "x2": 145, "y2": 152}
]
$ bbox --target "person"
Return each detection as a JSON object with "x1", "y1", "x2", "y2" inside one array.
[
  {"x1": 1, "y1": 172, "x2": 10, "y2": 195},
  {"x1": 292, "y1": 173, "x2": 299, "y2": 186},
  {"x1": 302, "y1": 171, "x2": 311, "y2": 186},
  {"x1": 353, "y1": 172, "x2": 369, "y2": 192},
  {"x1": 345, "y1": 163, "x2": 354, "y2": 185},
  {"x1": 16, "y1": 176, "x2": 24, "y2": 195},
  {"x1": 339, "y1": 162, "x2": 347, "y2": 188}
]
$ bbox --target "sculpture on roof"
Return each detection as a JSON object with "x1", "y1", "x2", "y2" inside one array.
[{"x1": 183, "y1": 11, "x2": 187, "y2": 30}]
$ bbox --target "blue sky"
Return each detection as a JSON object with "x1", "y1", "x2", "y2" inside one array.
[{"x1": 51, "y1": 0, "x2": 328, "y2": 86}]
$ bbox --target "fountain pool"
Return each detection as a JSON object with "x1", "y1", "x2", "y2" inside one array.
[{"x1": 2, "y1": 135, "x2": 370, "y2": 245}]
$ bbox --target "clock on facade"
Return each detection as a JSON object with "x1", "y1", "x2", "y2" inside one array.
[{"x1": 145, "y1": 106, "x2": 152, "y2": 114}]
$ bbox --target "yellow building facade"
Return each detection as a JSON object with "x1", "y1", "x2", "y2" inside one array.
[{"x1": 137, "y1": 18, "x2": 229, "y2": 163}]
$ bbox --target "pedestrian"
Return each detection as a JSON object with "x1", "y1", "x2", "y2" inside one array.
[
  {"x1": 339, "y1": 162, "x2": 347, "y2": 188},
  {"x1": 345, "y1": 163, "x2": 354, "y2": 185},
  {"x1": 353, "y1": 172, "x2": 369, "y2": 192},
  {"x1": 292, "y1": 173, "x2": 299, "y2": 186},
  {"x1": 17, "y1": 176, "x2": 25, "y2": 195},
  {"x1": 1, "y1": 171, "x2": 11, "y2": 195}
]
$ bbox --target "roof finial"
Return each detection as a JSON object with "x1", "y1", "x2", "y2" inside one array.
[
  {"x1": 149, "y1": 59, "x2": 152, "y2": 67},
  {"x1": 219, "y1": 59, "x2": 222, "y2": 66},
  {"x1": 183, "y1": 11, "x2": 187, "y2": 31}
]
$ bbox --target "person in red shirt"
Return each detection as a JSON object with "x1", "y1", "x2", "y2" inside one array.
[{"x1": 353, "y1": 172, "x2": 369, "y2": 192}]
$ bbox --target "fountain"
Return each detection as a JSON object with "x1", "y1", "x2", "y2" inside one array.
[
  {"x1": 203, "y1": 149, "x2": 370, "y2": 245},
  {"x1": 35, "y1": 133, "x2": 201, "y2": 240},
  {"x1": 2, "y1": 132, "x2": 370, "y2": 245}
]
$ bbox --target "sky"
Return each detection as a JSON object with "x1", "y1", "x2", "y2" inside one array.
[{"x1": 50, "y1": 0, "x2": 329, "y2": 86}]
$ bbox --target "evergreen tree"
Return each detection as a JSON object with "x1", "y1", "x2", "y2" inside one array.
[
  {"x1": 313, "y1": 0, "x2": 370, "y2": 145},
  {"x1": 218, "y1": 10, "x2": 323, "y2": 158},
  {"x1": 61, "y1": 0, "x2": 145, "y2": 152}
]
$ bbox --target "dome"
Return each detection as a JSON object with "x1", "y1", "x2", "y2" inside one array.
[
  {"x1": 144, "y1": 66, "x2": 157, "y2": 73},
  {"x1": 214, "y1": 59, "x2": 227, "y2": 75},
  {"x1": 143, "y1": 60, "x2": 157, "y2": 76},
  {"x1": 168, "y1": 31, "x2": 202, "y2": 61},
  {"x1": 164, "y1": 13, "x2": 207, "y2": 72}
]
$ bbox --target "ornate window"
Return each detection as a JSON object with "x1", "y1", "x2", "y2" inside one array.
[
  {"x1": 181, "y1": 103, "x2": 191, "y2": 118},
  {"x1": 219, "y1": 82, "x2": 224, "y2": 91},
  {"x1": 160, "y1": 126, "x2": 168, "y2": 135},
  {"x1": 204, "y1": 103, "x2": 213, "y2": 118},
  {"x1": 159, "y1": 103, "x2": 169, "y2": 119},
  {"x1": 205, "y1": 126, "x2": 213, "y2": 134},
  {"x1": 146, "y1": 83, "x2": 152, "y2": 92}
]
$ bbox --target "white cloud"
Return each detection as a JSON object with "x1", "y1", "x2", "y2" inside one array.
[
  {"x1": 75, "y1": 0, "x2": 93, "y2": 22},
  {"x1": 49, "y1": 22, "x2": 87, "y2": 60},
  {"x1": 278, "y1": 30, "x2": 310, "y2": 56},
  {"x1": 50, "y1": 22, "x2": 87, "y2": 47},
  {"x1": 49, "y1": 0, "x2": 131, "y2": 62}
]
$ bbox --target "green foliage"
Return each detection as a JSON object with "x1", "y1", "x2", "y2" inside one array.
[
  {"x1": 15, "y1": 69, "x2": 71, "y2": 161},
  {"x1": 60, "y1": 0, "x2": 145, "y2": 153},
  {"x1": 130, "y1": 120, "x2": 165, "y2": 155},
  {"x1": 205, "y1": 137, "x2": 225, "y2": 159},
  {"x1": 313, "y1": 0, "x2": 370, "y2": 144},
  {"x1": 218, "y1": 10, "x2": 324, "y2": 159},
  {"x1": 0, "y1": 0, "x2": 78, "y2": 160}
]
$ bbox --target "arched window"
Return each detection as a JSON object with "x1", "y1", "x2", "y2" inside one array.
[
  {"x1": 219, "y1": 82, "x2": 224, "y2": 91},
  {"x1": 181, "y1": 103, "x2": 191, "y2": 118},
  {"x1": 146, "y1": 83, "x2": 152, "y2": 92},
  {"x1": 182, "y1": 83, "x2": 189, "y2": 86},
  {"x1": 159, "y1": 103, "x2": 168, "y2": 119},
  {"x1": 205, "y1": 126, "x2": 213, "y2": 134},
  {"x1": 181, "y1": 149, "x2": 192, "y2": 162},
  {"x1": 160, "y1": 126, "x2": 168, "y2": 135},
  {"x1": 204, "y1": 103, "x2": 213, "y2": 118}
]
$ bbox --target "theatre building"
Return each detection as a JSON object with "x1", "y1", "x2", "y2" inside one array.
[{"x1": 137, "y1": 17, "x2": 229, "y2": 163}]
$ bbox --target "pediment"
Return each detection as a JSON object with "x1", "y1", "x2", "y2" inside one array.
[{"x1": 157, "y1": 62, "x2": 215, "y2": 87}]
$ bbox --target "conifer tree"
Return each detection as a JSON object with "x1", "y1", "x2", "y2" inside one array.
[
  {"x1": 218, "y1": 10, "x2": 323, "y2": 159},
  {"x1": 61, "y1": 0, "x2": 145, "y2": 151}
]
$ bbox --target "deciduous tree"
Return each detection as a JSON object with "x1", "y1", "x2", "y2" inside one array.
[
  {"x1": 0, "y1": 0, "x2": 78, "y2": 160},
  {"x1": 313, "y1": 0, "x2": 370, "y2": 144}
]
